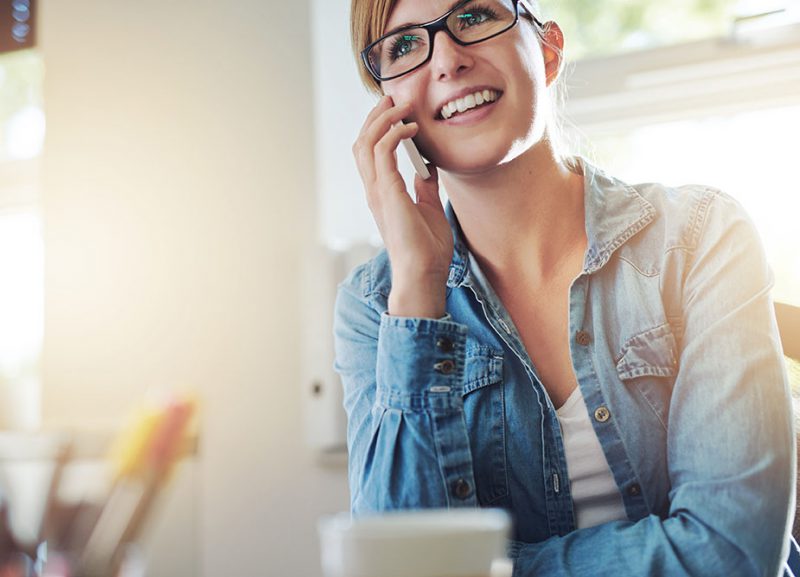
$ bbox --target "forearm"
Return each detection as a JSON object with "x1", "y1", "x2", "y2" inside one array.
[
  {"x1": 387, "y1": 269, "x2": 448, "y2": 319},
  {"x1": 509, "y1": 509, "x2": 785, "y2": 577},
  {"x1": 335, "y1": 282, "x2": 477, "y2": 514}
]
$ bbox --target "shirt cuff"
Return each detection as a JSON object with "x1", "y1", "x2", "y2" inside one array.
[{"x1": 375, "y1": 312, "x2": 467, "y2": 409}]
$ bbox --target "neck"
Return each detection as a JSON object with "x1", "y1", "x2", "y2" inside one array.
[{"x1": 442, "y1": 139, "x2": 586, "y2": 284}]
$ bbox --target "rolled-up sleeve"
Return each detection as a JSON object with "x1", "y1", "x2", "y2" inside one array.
[
  {"x1": 333, "y1": 270, "x2": 477, "y2": 515},
  {"x1": 510, "y1": 191, "x2": 795, "y2": 576}
]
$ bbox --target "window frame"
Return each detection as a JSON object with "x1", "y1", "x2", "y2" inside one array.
[{"x1": 564, "y1": 21, "x2": 800, "y2": 133}]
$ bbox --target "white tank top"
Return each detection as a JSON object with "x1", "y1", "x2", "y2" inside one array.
[{"x1": 556, "y1": 386, "x2": 628, "y2": 529}]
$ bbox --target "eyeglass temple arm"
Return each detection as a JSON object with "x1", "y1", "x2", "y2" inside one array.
[{"x1": 518, "y1": 0, "x2": 546, "y2": 29}]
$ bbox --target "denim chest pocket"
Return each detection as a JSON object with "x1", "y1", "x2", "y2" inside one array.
[
  {"x1": 461, "y1": 344, "x2": 508, "y2": 505},
  {"x1": 616, "y1": 324, "x2": 678, "y2": 429}
]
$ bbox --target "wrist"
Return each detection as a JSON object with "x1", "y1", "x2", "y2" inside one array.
[{"x1": 388, "y1": 277, "x2": 447, "y2": 319}]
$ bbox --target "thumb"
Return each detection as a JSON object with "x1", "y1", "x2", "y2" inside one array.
[{"x1": 414, "y1": 165, "x2": 442, "y2": 210}]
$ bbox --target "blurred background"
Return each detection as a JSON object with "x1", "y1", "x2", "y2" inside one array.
[{"x1": 0, "y1": 0, "x2": 797, "y2": 576}]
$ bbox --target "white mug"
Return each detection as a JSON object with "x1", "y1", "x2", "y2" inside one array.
[{"x1": 318, "y1": 508, "x2": 513, "y2": 577}]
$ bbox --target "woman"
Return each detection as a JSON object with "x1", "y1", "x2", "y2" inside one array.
[{"x1": 334, "y1": 0, "x2": 796, "y2": 574}]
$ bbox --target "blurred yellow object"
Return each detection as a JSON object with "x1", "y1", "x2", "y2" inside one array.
[
  {"x1": 83, "y1": 393, "x2": 200, "y2": 577},
  {"x1": 108, "y1": 408, "x2": 165, "y2": 481}
]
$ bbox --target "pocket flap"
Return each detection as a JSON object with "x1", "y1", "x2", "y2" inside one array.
[
  {"x1": 463, "y1": 344, "x2": 503, "y2": 395},
  {"x1": 616, "y1": 324, "x2": 678, "y2": 380}
]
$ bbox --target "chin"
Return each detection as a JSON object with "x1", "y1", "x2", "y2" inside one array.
[
  {"x1": 437, "y1": 155, "x2": 508, "y2": 175},
  {"x1": 417, "y1": 112, "x2": 545, "y2": 174},
  {"x1": 419, "y1": 135, "x2": 513, "y2": 175}
]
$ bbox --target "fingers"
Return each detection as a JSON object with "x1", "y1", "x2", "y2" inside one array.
[
  {"x1": 352, "y1": 97, "x2": 412, "y2": 183},
  {"x1": 358, "y1": 95, "x2": 393, "y2": 139},
  {"x1": 374, "y1": 122, "x2": 419, "y2": 188},
  {"x1": 361, "y1": 101, "x2": 413, "y2": 161}
]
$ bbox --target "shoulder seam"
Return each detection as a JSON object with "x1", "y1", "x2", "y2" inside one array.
[{"x1": 682, "y1": 186, "x2": 720, "y2": 278}]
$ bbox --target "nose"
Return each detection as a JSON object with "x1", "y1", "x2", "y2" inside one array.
[{"x1": 429, "y1": 30, "x2": 473, "y2": 81}]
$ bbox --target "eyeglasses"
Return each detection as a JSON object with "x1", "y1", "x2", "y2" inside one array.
[{"x1": 361, "y1": 0, "x2": 543, "y2": 82}]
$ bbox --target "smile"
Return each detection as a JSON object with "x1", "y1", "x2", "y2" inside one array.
[{"x1": 439, "y1": 89, "x2": 500, "y2": 120}]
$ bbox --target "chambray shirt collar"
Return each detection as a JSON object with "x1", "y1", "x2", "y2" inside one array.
[{"x1": 445, "y1": 157, "x2": 656, "y2": 288}]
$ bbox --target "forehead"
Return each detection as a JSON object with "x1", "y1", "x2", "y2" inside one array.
[{"x1": 385, "y1": 0, "x2": 459, "y2": 30}]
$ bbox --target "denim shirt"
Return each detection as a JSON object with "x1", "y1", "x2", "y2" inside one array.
[{"x1": 333, "y1": 159, "x2": 795, "y2": 576}]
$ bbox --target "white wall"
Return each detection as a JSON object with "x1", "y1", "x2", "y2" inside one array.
[
  {"x1": 311, "y1": 0, "x2": 377, "y2": 248},
  {"x1": 311, "y1": 0, "x2": 421, "y2": 249},
  {"x1": 39, "y1": 1, "x2": 349, "y2": 575}
]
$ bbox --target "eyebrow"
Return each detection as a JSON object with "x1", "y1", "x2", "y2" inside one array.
[{"x1": 383, "y1": 0, "x2": 465, "y2": 37}]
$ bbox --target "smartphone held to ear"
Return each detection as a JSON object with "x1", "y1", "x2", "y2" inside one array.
[{"x1": 400, "y1": 132, "x2": 431, "y2": 180}]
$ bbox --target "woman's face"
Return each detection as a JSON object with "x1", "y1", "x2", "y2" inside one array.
[{"x1": 380, "y1": 0, "x2": 560, "y2": 175}]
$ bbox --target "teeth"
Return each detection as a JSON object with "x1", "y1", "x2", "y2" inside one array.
[{"x1": 440, "y1": 89, "x2": 498, "y2": 120}]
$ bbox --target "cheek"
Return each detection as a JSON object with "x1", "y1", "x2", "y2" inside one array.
[
  {"x1": 382, "y1": 78, "x2": 427, "y2": 123},
  {"x1": 382, "y1": 81, "x2": 415, "y2": 110}
]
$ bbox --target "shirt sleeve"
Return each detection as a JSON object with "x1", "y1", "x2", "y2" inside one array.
[
  {"x1": 333, "y1": 273, "x2": 478, "y2": 515},
  {"x1": 509, "y1": 191, "x2": 795, "y2": 576}
]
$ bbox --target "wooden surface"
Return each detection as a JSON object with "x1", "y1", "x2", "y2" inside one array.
[{"x1": 777, "y1": 302, "x2": 800, "y2": 360}]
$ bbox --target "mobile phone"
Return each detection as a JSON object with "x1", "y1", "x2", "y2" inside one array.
[{"x1": 399, "y1": 123, "x2": 431, "y2": 180}]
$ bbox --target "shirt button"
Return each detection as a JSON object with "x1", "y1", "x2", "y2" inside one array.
[
  {"x1": 594, "y1": 406, "x2": 611, "y2": 423},
  {"x1": 575, "y1": 330, "x2": 591, "y2": 346},
  {"x1": 434, "y1": 359, "x2": 455, "y2": 374},
  {"x1": 452, "y1": 478, "x2": 472, "y2": 500},
  {"x1": 436, "y1": 337, "x2": 454, "y2": 352},
  {"x1": 627, "y1": 483, "x2": 641, "y2": 496}
]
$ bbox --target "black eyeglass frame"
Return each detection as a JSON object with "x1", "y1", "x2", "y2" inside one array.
[{"x1": 360, "y1": 0, "x2": 544, "y2": 82}]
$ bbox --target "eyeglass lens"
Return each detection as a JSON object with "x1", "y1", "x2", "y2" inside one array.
[{"x1": 368, "y1": 0, "x2": 517, "y2": 80}]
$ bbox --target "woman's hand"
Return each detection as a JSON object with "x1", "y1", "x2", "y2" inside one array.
[{"x1": 352, "y1": 96, "x2": 454, "y2": 318}]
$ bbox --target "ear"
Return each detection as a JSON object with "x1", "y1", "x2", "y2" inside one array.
[{"x1": 540, "y1": 21, "x2": 564, "y2": 87}]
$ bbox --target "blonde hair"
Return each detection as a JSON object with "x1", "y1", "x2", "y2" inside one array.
[
  {"x1": 349, "y1": 0, "x2": 580, "y2": 170},
  {"x1": 350, "y1": 0, "x2": 397, "y2": 94}
]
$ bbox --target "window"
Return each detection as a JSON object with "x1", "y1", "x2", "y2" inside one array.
[
  {"x1": 0, "y1": 49, "x2": 44, "y2": 161},
  {"x1": 549, "y1": 0, "x2": 800, "y2": 60},
  {"x1": 0, "y1": 47, "x2": 44, "y2": 430}
]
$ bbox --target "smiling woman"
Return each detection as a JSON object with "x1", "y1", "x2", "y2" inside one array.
[
  {"x1": 334, "y1": 0, "x2": 798, "y2": 575},
  {"x1": 352, "y1": 0, "x2": 572, "y2": 175}
]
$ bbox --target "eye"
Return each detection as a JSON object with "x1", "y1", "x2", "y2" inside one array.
[
  {"x1": 388, "y1": 34, "x2": 423, "y2": 61},
  {"x1": 455, "y1": 5, "x2": 498, "y2": 29}
]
